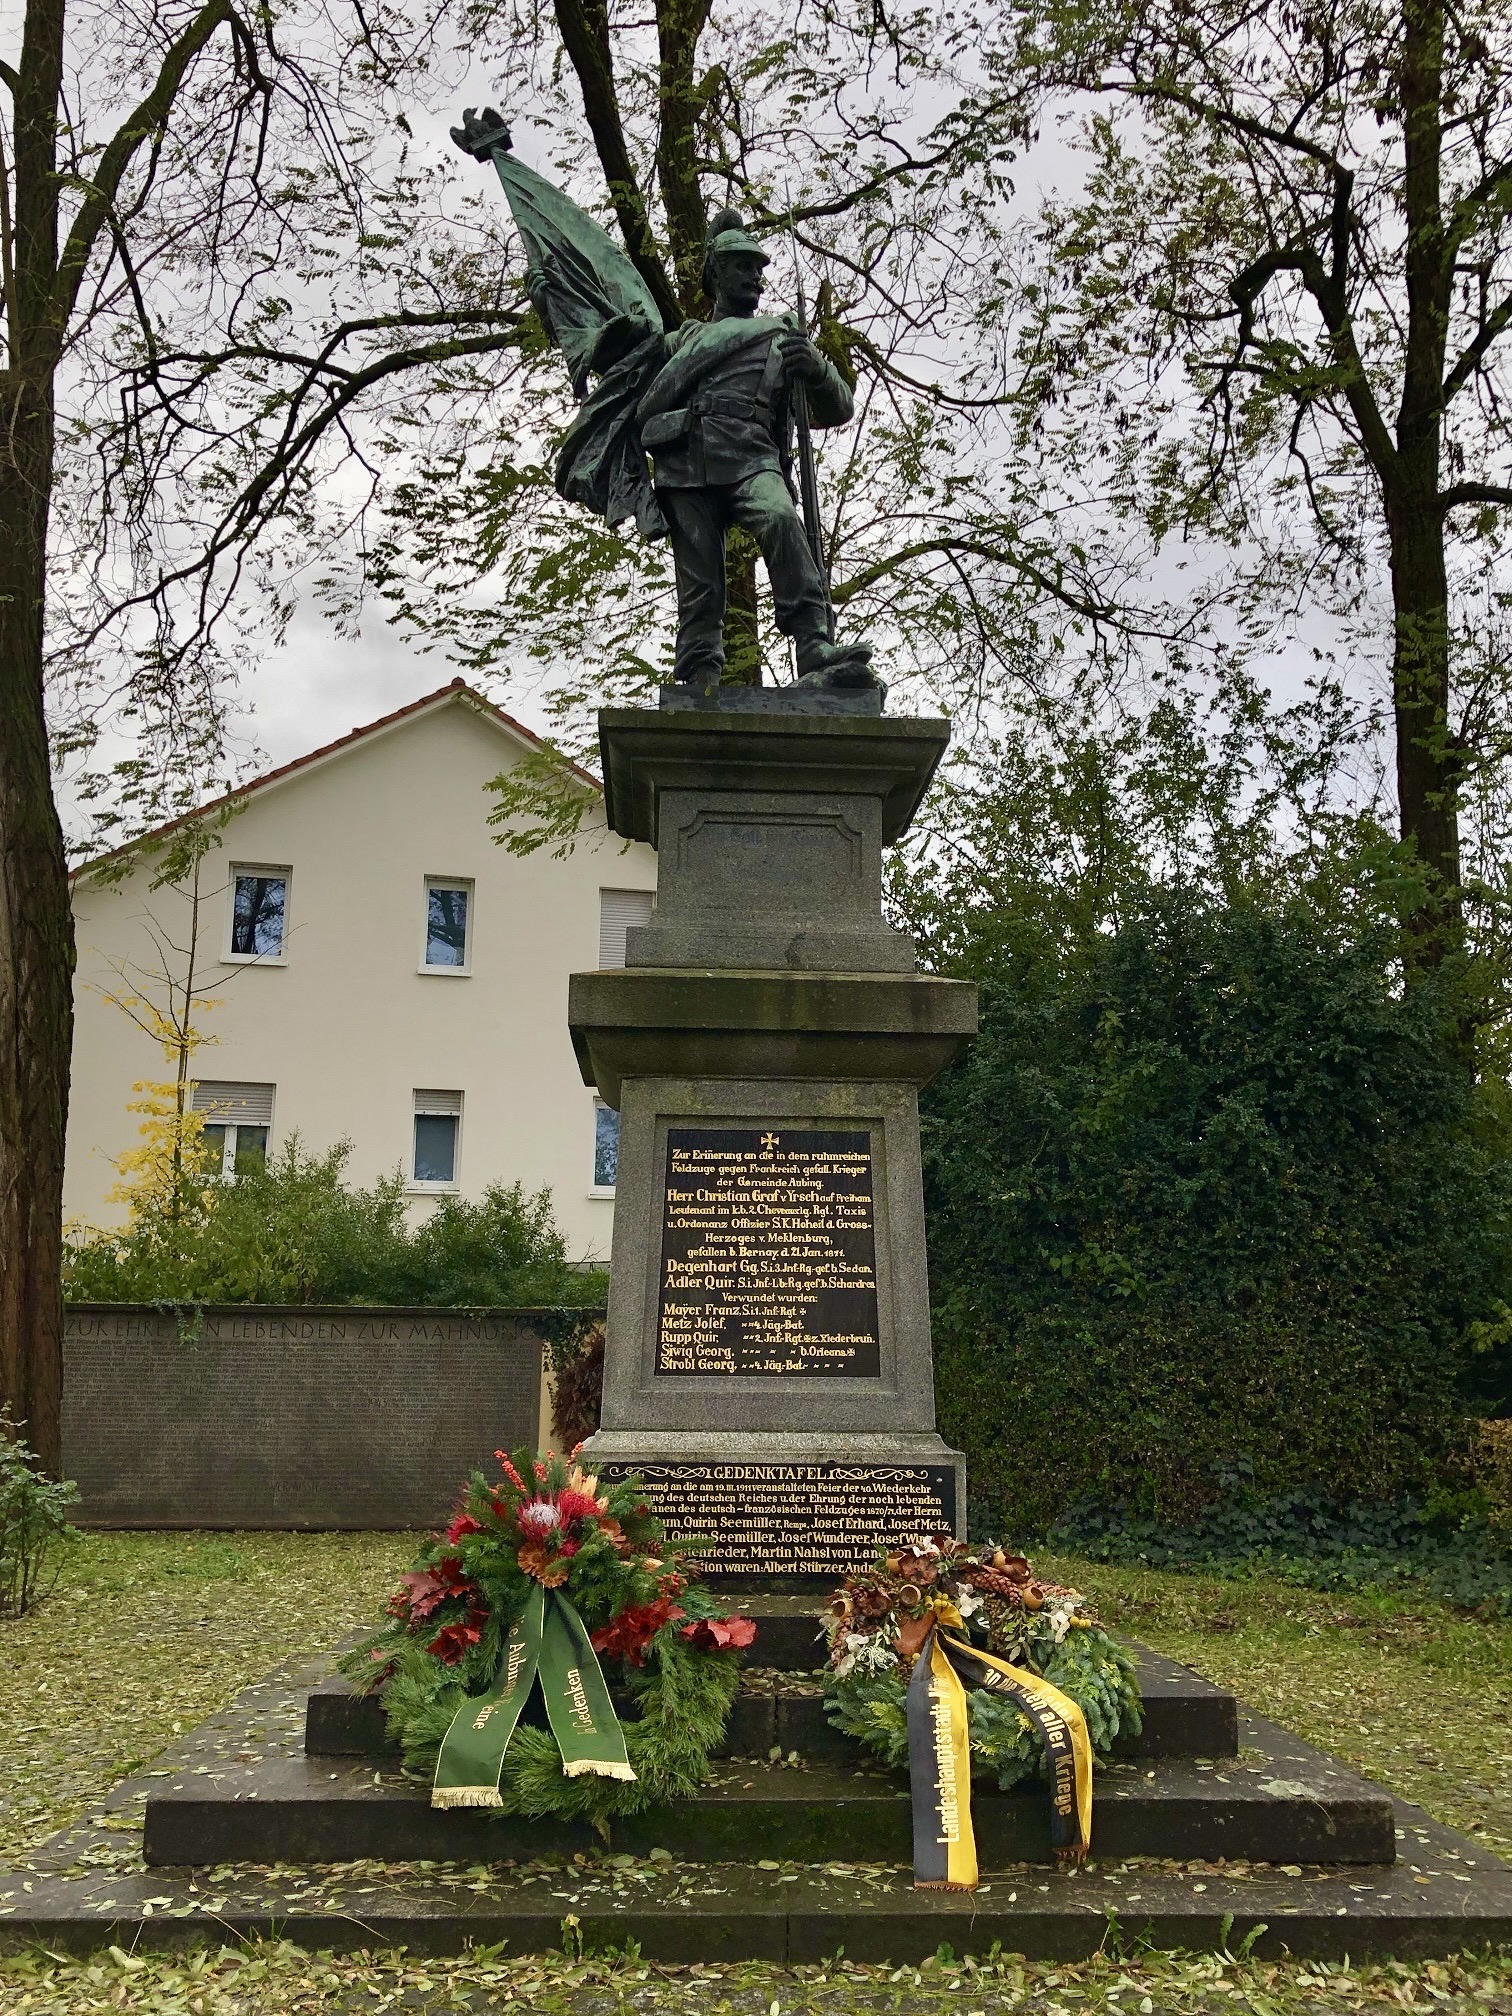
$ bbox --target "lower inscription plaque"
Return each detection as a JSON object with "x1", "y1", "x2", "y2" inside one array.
[{"x1": 597, "y1": 1460, "x2": 959, "y2": 1581}]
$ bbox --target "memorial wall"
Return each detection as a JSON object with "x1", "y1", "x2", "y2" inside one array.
[{"x1": 62, "y1": 1305, "x2": 558, "y2": 1528}]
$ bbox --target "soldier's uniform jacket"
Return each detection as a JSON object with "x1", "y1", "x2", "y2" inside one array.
[{"x1": 635, "y1": 313, "x2": 854, "y2": 491}]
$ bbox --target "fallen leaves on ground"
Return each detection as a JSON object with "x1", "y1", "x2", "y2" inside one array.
[
  {"x1": 1036, "y1": 1552, "x2": 1512, "y2": 1860},
  {"x1": 0, "y1": 1531, "x2": 412, "y2": 1860},
  {"x1": 1, "y1": 1938, "x2": 1509, "y2": 2015},
  {"x1": 2, "y1": 1536, "x2": 1510, "y2": 2012}
]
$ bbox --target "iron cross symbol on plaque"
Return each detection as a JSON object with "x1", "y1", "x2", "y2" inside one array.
[{"x1": 761, "y1": 1132, "x2": 779, "y2": 1150}]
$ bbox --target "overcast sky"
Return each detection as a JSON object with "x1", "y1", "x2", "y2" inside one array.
[
  {"x1": 251, "y1": 607, "x2": 539, "y2": 771},
  {"x1": 41, "y1": 42, "x2": 1387, "y2": 852}
]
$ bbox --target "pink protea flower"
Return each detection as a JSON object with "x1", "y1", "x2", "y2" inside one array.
[{"x1": 517, "y1": 1497, "x2": 563, "y2": 1537}]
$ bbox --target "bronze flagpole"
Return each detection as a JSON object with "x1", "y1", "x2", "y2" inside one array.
[{"x1": 784, "y1": 191, "x2": 836, "y2": 643}]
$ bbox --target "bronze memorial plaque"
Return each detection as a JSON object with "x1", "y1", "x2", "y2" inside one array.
[
  {"x1": 597, "y1": 1461, "x2": 959, "y2": 1581},
  {"x1": 654, "y1": 1127, "x2": 880, "y2": 1378}
]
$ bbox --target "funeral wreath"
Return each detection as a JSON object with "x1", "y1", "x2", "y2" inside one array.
[
  {"x1": 824, "y1": 1536, "x2": 1141, "y2": 1783},
  {"x1": 345, "y1": 1447, "x2": 754, "y2": 1826},
  {"x1": 823, "y1": 1536, "x2": 1142, "y2": 1882}
]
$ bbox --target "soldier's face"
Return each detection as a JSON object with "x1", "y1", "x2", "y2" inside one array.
[{"x1": 715, "y1": 253, "x2": 767, "y2": 315}]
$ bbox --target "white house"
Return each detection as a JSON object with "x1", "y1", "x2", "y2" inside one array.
[{"x1": 65, "y1": 679, "x2": 658, "y2": 1265}]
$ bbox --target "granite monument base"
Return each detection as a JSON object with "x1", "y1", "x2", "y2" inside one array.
[{"x1": 570, "y1": 697, "x2": 978, "y2": 1579}]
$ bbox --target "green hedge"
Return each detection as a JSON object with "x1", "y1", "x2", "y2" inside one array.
[
  {"x1": 64, "y1": 1140, "x2": 608, "y2": 1308},
  {"x1": 922, "y1": 889, "x2": 1512, "y2": 1533}
]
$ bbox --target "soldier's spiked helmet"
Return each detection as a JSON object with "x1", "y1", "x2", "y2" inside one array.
[{"x1": 702, "y1": 206, "x2": 769, "y2": 294}]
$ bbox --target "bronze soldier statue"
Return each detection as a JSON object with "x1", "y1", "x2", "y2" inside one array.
[
  {"x1": 452, "y1": 109, "x2": 874, "y2": 691},
  {"x1": 640, "y1": 209, "x2": 865, "y2": 688}
]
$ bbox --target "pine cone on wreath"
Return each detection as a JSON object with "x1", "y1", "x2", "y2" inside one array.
[{"x1": 962, "y1": 1565, "x2": 1034, "y2": 1602}]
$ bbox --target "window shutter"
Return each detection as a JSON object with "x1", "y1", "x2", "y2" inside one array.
[
  {"x1": 414, "y1": 1088, "x2": 463, "y2": 1116},
  {"x1": 191, "y1": 1081, "x2": 275, "y2": 1125},
  {"x1": 598, "y1": 887, "x2": 654, "y2": 968}
]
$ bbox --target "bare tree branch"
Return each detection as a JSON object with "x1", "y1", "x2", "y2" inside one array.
[
  {"x1": 51, "y1": 0, "x2": 236, "y2": 340},
  {"x1": 1439, "y1": 479, "x2": 1512, "y2": 511},
  {"x1": 1443, "y1": 287, "x2": 1512, "y2": 402}
]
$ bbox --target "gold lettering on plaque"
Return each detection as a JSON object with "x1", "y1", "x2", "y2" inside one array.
[
  {"x1": 655, "y1": 1128, "x2": 880, "y2": 1378},
  {"x1": 598, "y1": 1462, "x2": 956, "y2": 1580}
]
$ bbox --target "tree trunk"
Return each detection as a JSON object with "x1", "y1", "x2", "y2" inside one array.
[
  {"x1": 1, "y1": 0, "x2": 73, "y2": 1477},
  {"x1": 1392, "y1": 0, "x2": 1460, "y2": 962},
  {"x1": 553, "y1": 0, "x2": 682, "y2": 329},
  {"x1": 656, "y1": 0, "x2": 715, "y2": 314},
  {"x1": 651, "y1": 0, "x2": 761, "y2": 677},
  {"x1": 1386, "y1": 486, "x2": 1461, "y2": 959},
  {"x1": 0, "y1": 419, "x2": 72, "y2": 1475}
]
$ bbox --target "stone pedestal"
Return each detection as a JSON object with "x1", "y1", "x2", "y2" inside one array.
[{"x1": 570, "y1": 688, "x2": 977, "y2": 1584}]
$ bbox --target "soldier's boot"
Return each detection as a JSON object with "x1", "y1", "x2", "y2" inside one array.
[{"x1": 794, "y1": 635, "x2": 880, "y2": 689}]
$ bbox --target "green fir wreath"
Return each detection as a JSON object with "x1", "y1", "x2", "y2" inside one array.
[
  {"x1": 822, "y1": 1538, "x2": 1142, "y2": 1789},
  {"x1": 343, "y1": 1446, "x2": 754, "y2": 1829}
]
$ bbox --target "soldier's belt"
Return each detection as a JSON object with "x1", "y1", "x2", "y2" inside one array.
[{"x1": 640, "y1": 395, "x2": 770, "y2": 447}]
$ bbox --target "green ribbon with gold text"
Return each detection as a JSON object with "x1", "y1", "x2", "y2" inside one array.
[{"x1": 431, "y1": 1585, "x2": 635, "y2": 1809}]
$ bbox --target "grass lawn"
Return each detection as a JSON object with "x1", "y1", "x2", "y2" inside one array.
[
  {"x1": 0, "y1": 1532, "x2": 1507, "y2": 2014},
  {"x1": 0, "y1": 1531, "x2": 412, "y2": 1863},
  {"x1": 1038, "y1": 1553, "x2": 1512, "y2": 1866}
]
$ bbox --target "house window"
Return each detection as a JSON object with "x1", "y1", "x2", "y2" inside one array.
[
  {"x1": 592, "y1": 1100, "x2": 619, "y2": 1192},
  {"x1": 192, "y1": 1081, "x2": 274, "y2": 1177},
  {"x1": 423, "y1": 879, "x2": 472, "y2": 971},
  {"x1": 598, "y1": 886, "x2": 654, "y2": 969},
  {"x1": 413, "y1": 1088, "x2": 463, "y2": 1186},
  {"x1": 229, "y1": 866, "x2": 290, "y2": 959}
]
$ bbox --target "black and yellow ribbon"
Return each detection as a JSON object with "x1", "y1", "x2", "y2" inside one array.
[
  {"x1": 907, "y1": 1622, "x2": 1094, "y2": 1889},
  {"x1": 431, "y1": 1584, "x2": 635, "y2": 1809},
  {"x1": 907, "y1": 1620, "x2": 978, "y2": 1887}
]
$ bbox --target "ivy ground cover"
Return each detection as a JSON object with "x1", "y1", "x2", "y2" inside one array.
[{"x1": 0, "y1": 1534, "x2": 1508, "y2": 2014}]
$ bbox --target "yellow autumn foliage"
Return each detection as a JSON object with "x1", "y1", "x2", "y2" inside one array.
[
  {"x1": 106, "y1": 1082, "x2": 216, "y2": 1229},
  {"x1": 102, "y1": 1002, "x2": 220, "y2": 1233}
]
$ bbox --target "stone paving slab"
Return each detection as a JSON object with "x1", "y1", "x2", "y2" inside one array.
[
  {"x1": 2, "y1": 1656, "x2": 1507, "y2": 1962},
  {"x1": 3, "y1": 1811, "x2": 1509, "y2": 1964}
]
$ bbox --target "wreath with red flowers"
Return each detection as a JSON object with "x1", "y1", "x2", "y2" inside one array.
[{"x1": 344, "y1": 1446, "x2": 754, "y2": 1827}]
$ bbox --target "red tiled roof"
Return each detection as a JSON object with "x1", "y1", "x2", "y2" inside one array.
[{"x1": 70, "y1": 677, "x2": 600, "y2": 880}]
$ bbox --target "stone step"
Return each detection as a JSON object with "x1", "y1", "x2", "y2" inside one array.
[
  {"x1": 22, "y1": 1656, "x2": 1501, "y2": 1962},
  {"x1": 146, "y1": 1712, "x2": 1390, "y2": 1872},
  {"x1": 13, "y1": 1842, "x2": 1512, "y2": 1964},
  {"x1": 307, "y1": 1637, "x2": 1238, "y2": 1765},
  {"x1": 725, "y1": 1590, "x2": 828, "y2": 1668}
]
